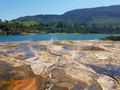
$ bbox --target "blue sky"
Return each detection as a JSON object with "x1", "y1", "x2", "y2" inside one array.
[{"x1": 0, "y1": 0, "x2": 120, "y2": 20}]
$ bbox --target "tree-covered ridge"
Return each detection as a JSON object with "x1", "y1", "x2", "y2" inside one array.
[
  {"x1": 0, "y1": 20, "x2": 24, "y2": 35},
  {"x1": 0, "y1": 19, "x2": 120, "y2": 35},
  {"x1": 16, "y1": 5, "x2": 120, "y2": 25},
  {"x1": 0, "y1": 5, "x2": 120, "y2": 35}
]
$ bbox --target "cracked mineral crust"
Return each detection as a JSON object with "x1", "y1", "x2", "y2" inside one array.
[{"x1": 0, "y1": 40, "x2": 119, "y2": 90}]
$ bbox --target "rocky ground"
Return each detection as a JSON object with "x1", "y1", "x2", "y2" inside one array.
[{"x1": 0, "y1": 40, "x2": 120, "y2": 90}]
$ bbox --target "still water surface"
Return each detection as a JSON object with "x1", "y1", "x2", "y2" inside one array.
[{"x1": 0, "y1": 34, "x2": 120, "y2": 42}]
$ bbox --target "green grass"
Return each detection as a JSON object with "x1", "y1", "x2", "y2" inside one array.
[{"x1": 21, "y1": 20, "x2": 38, "y2": 26}]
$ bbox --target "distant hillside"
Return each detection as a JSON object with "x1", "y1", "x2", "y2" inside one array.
[
  {"x1": 0, "y1": 5, "x2": 120, "y2": 35},
  {"x1": 15, "y1": 5, "x2": 120, "y2": 25}
]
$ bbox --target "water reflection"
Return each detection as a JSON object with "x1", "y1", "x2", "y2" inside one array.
[
  {"x1": 32, "y1": 45, "x2": 47, "y2": 51},
  {"x1": 89, "y1": 64, "x2": 120, "y2": 77},
  {"x1": 15, "y1": 45, "x2": 35, "y2": 60}
]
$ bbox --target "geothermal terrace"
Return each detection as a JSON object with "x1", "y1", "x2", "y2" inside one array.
[{"x1": 0, "y1": 40, "x2": 120, "y2": 90}]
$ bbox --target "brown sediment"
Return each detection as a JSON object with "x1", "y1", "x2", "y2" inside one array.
[{"x1": 0, "y1": 77, "x2": 46, "y2": 90}]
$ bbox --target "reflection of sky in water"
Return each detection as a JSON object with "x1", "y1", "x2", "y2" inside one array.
[
  {"x1": 32, "y1": 45, "x2": 47, "y2": 51},
  {"x1": 63, "y1": 44, "x2": 78, "y2": 50},
  {"x1": 0, "y1": 48, "x2": 16, "y2": 56},
  {"x1": 0, "y1": 51, "x2": 6, "y2": 56},
  {"x1": 89, "y1": 64, "x2": 120, "y2": 77},
  {"x1": 6, "y1": 49, "x2": 15, "y2": 54},
  {"x1": 16, "y1": 45, "x2": 35, "y2": 60}
]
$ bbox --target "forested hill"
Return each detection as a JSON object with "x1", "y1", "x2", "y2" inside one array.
[
  {"x1": 16, "y1": 5, "x2": 120, "y2": 25},
  {"x1": 0, "y1": 5, "x2": 120, "y2": 35}
]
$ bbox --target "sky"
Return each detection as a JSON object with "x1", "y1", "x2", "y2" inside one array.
[{"x1": 0, "y1": 0, "x2": 120, "y2": 20}]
